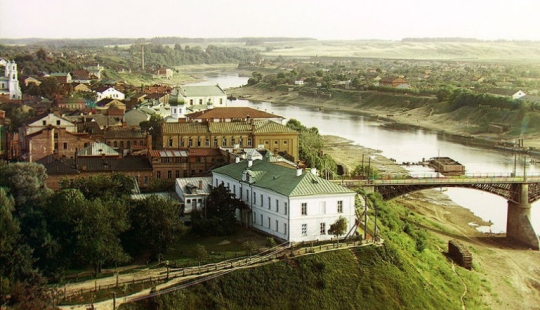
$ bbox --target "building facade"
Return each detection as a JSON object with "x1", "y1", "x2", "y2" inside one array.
[
  {"x1": 0, "y1": 60, "x2": 22, "y2": 99},
  {"x1": 212, "y1": 159, "x2": 357, "y2": 243},
  {"x1": 162, "y1": 120, "x2": 299, "y2": 161}
]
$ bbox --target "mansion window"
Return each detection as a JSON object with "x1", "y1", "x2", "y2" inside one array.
[
  {"x1": 190, "y1": 99, "x2": 194, "y2": 105},
  {"x1": 199, "y1": 99, "x2": 203, "y2": 104},
  {"x1": 175, "y1": 170, "x2": 180, "y2": 178},
  {"x1": 260, "y1": 194, "x2": 263, "y2": 206},
  {"x1": 275, "y1": 199, "x2": 279, "y2": 212},
  {"x1": 197, "y1": 138, "x2": 201, "y2": 147},
  {"x1": 268, "y1": 217, "x2": 271, "y2": 228},
  {"x1": 284, "y1": 202, "x2": 288, "y2": 215},
  {"x1": 167, "y1": 170, "x2": 172, "y2": 179},
  {"x1": 231, "y1": 138, "x2": 235, "y2": 145},
  {"x1": 222, "y1": 138, "x2": 227, "y2": 147},
  {"x1": 268, "y1": 197, "x2": 271, "y2": 210},
  {"x1": 338, "y1": 201, "x2": 343, "y2": 213},
  {"x1": 301, "y1": 224, "x2": 307, "y2": 235},
  {"x1": 220, "y1": 98, "x2": 223, "y2": 104},
  {"x1": 157, "y1": 171, "x2": 161, "y2": 179},
  {"x1": 301, "y1": 203, "x2": 307, "y2": 215},
  {"x1": 63, "y1": 142, "x2": 67, "y2": 150},
  {"x1": 214, "y1": 138, "x2": 218, "y2": 147},
  {"x1": 253, "y1": 212, "x2": 256, "y2": 224},
  {"x1": 275, "y1": 220, "x2": 279, "y2": 231},
  {"x1": 253, "y1": 192, "x2": 256, "y2": 204},
  {"x1": 168, "y1": 138, "x2": 173, "y2": 147},
  {"x1": 260, "y1": 214, "x2": 263, "y2": 226},
  {"x1": 144, "y1": 176, "x2": 148, "y2": 184},
  {"x1": 320, "y1": 223, "x2": 326, "y2": 235},
  {"x1": 247, "y1": 138, "x2": 252, "y2": 146},
  {"x1": 56, "y1": 120, "x2": 61, "y2": 126},
  {"x1": 205, "y1": 138, "x2": 210, "y2": 146},
  {"x1": 189, "y1": 139, "x2": 193, "y2": 147},
  {"x1": 284, "y1": 223, "x2": 287, "y2": 235},
  {"x1": 180, "y1": 138, "x2": 185, "y2": 147}
]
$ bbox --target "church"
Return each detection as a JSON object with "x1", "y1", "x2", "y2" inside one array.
[{"x1": 0, "y1": 59, "x2": 22, "y2": 99}]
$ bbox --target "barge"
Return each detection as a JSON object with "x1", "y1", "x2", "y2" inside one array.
[{"x1": 429, "y1": 157, "x2": 465, "y2": 176}]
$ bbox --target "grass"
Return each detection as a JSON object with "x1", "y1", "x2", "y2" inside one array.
[
  {"x1": 164, "y1": 227, "x2": 269, "y2": 267},
  {"x1": 119, "y1": 195, "x2": 493, "y2": 310}
]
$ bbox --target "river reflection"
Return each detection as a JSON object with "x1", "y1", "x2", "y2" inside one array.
[{"x1": 191, "y1": 73, "x2": 539, "y2": 234}]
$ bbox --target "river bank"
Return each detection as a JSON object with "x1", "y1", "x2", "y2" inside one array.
[
  {"x1": 229, "y1": 84, "x2": 540, "y2": 309},
  {"x1": 228, "y1": 85, "x2": 540, "y2": 151}
]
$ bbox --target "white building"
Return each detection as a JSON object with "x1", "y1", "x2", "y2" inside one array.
[
  {"x1": 95, "y1": 86, "x2": 125, "y2": 102},
  {"x1": 175, "y1": 177, "x2": 212, "y2": 213},
  {"x1": 166, "y1": 84, "x2": 227, "y2": 121},
  {"x1": 0, "y1": 60, "x2": 22, "y2": 99},
  {"x1": 212, "y1": 159, "x2": 357, "y2": 243}
]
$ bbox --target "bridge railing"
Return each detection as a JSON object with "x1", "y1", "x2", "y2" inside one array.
[{"x1": 335, "y1": 173, "x2": 540, "y2": 186}]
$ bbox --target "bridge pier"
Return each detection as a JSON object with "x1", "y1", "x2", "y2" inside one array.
[{"x1": 507, "y1": 184, "x2": 539, "y2": 250}]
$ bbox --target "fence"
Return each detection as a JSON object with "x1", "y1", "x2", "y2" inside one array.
[{"x1": 59, "y1": 240, "x2": 369, "y2": 303}]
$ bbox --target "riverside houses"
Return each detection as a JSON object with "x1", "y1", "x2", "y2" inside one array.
[{"x1": 212, "y1": 159, "x2": 357, "y2": 243}]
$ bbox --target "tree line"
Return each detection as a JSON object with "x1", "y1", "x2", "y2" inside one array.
[{"x1": 0, "y1": 162, "x2": 185, "y2": 308}]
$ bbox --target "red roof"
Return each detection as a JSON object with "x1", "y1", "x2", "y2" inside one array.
[{"x1": 185, "y1": 107, "x2": 283, "y2": 120}]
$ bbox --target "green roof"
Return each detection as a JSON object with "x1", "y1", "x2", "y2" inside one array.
[
  {"x1": 180, "y1": 85, "x2": 226, "y2": 97},
  {"x1": 212, "y1": 160, "x2": 355, "y2": 197}
]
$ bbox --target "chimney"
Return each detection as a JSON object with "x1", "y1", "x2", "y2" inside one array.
[
  {"x1": 198, "y1": 180, "x2": 203, "y2": 190},
  {"x1": 235, "y1": 156, "x2": 240, "y2": 163},
  {"x1": 248, "y1": 159, "x2": 253, "y2": 167},
  {"x1": 296, "y1": 167, "x2": 302, "y2": 177},
  {"x1": 311, "y1": 168, "x2": 317, "y2": 175}
]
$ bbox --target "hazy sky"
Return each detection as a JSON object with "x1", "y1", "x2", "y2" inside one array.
[{"x1": 1, "y1": 0, "x2": 539, "y2": 40}]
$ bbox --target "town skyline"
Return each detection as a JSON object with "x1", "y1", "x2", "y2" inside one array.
[{"x1": 1, "y1": 0, "x2": 540, "y2": 41}]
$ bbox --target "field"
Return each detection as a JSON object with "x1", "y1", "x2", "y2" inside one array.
[{"x1": 260, "y1": 40, "x2": 540, "y2": 62}]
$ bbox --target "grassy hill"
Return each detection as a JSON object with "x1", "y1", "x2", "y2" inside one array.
[{"x1": 120, "y1": 195, "x2": 492, "y2": 310}]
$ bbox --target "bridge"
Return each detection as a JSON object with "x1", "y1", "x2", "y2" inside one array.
[{"x1": 335, "y1": 173, "x2": 540, "y2": 250}]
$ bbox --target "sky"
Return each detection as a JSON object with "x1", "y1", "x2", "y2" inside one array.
[{"x1": 1, "y1": 0, "x2": 540, "y2": 41}]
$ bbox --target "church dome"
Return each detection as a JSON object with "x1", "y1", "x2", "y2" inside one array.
[{"x1": 169, "y1": 92, "x2": 185, "y2": 106}]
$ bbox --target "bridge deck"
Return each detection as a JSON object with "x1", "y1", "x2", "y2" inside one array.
[{"x1": 337, "y1": 175, "x2": 540, "y2": 187}]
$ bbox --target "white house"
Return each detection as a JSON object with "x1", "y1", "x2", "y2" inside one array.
[
  {"x1": 212, "y1": 159, "x2": 357, "y2": 243},
  {"x1": 20, "y1": 112, "x2": 77, "y2": 136},
  {"x1": 95, "y1": 86, "x2": 125, "y2": 102},
  {"x1": 486, "y1": 88, "x2": 526, "y2": 100},
  {"x1": 175, "y1": 177, "x2": 212, "y2": 214}
]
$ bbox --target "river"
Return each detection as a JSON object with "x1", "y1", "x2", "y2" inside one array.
[{"x1": 192, "y1": 73, "x2": 540, "y2": 235}]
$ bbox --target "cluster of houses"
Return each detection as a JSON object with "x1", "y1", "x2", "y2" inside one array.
[{"x1": 0, "y1": 59, "x2": 359, "y2": 243}]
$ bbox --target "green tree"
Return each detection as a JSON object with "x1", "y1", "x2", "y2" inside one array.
[
  {"x1": 328, "y1": 216, "x2": 348, "y2": 244},
  {"x1": 60, "y1": 173, "x2": 134, "y2": 200},
  {"x1": 74, "y1": 198, "x2": 131, "y2": 275},
  {"x1": 140, "y1": 114, "x2": 163, "y2": 150},
  {"x1": 242, "y1": 240, "x2": 258, "y2": 256},
  {"x1": 193, "y1": 244, "x2": 208, "y2": 265},
  {"x1": 191, "y1": 184, "x2": 246, "y2": 236},
  {"x1": 126, "y1": 195, "x2": 186, "y2": 260}
]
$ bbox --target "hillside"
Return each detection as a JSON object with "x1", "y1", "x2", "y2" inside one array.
[
  {"x1": 261, "y1": 40, "x2": 540, "y2": 62},
  {"x1": 119, "y1": 190, "x2": 502, "y2": 310}
]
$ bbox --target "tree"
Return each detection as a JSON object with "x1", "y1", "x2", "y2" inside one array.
[
  {"x1": 328, "y1": 217, "x2": 348, "y2": 244},
  {"x1": 191, "y1": 184, "x2": 245, "y2": 236},
  {"x1": 60, "y1": 173, "x2": 134, "y2": 200},
  {"x1": 125, "y1": 195, "x2": 186, "y2": 260},
  {"x1": 139, "y1": 114, "x2": 163, "y2": 150},
  {"x1": 242, "y1": 240, "x2": 258, "y2": 256},
  {"x1": 193, "y1": 244, "x2": 208, "y2": 265},
  {"x1": 74, "y1": 198, "x2": 131, "y2": 275}
]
